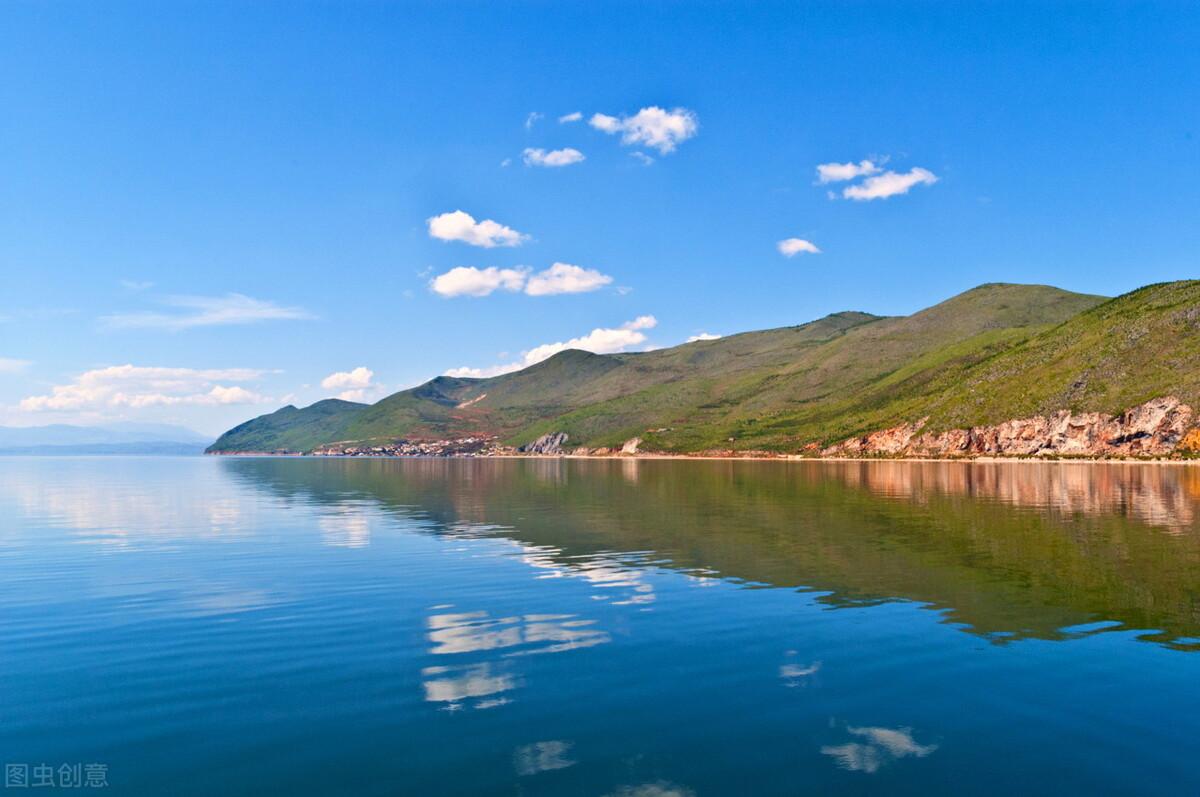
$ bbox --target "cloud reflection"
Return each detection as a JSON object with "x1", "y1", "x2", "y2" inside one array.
[
  {"x1": 421, "y1": 606, "x2": 611, "y2": 710},
  {"x1": 514, "y1": 740, "x2": 575, "y2": 776},
  {"x1": 0, "y1": 468, "x2": 251, "y2": 548},
  {"x1": 421, "y1": 662, "x2": 516, "y2": 710},
  {"x1": 821, "y1": 725, "x2": 938, "y2": 773},
  {"x1": 604, "y1": 782, "x2": 696, "y2": 797},
  {"x1": 780, "y1": 651, "x2": 821, "y2": 686},
  {"x1": 520, "y1": 544, "x2": 658, "y2": 607},
  {"x1": 317, "y1": 510, "x2": 371, "y2": 548},
  {"x1": 427, "y1": 610, "x2": 610, "y2": 657}
]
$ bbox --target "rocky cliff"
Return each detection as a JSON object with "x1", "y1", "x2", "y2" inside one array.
[
  {"x1": 519, "y1": 432, "x2": 569, "y2": 455},
  {"x1": 822, "y1": 397, "x2": 1195, "y2": 459}
]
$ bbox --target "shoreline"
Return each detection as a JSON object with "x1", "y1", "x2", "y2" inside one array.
[
  {"x1": 209, "y1": 397, "x2": 1197, "y2": 465},
  {"x1": 206, "y1": 451, "x2": 1200, "y2": 467}
]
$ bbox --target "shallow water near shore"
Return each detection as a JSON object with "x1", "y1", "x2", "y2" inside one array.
[{"x1": 2, "y1": 456, "x2": 1200, "y2": 795}]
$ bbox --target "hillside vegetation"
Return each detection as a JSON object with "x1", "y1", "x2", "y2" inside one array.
[
  {"x1": 210, "y1": 399, "x2": 366, "y2": 453},
  {"x1": 207, "y1": 282, "x2": 1200, "y2": 455}
]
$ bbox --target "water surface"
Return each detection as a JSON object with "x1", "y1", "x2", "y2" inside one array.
[{"x1": 2, "y1": 457, "x2": 1199, "y2": 795}]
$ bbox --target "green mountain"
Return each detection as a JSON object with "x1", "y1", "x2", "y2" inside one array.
[
  {"x1": 208, "y1": 282, "x2": 1200, "y2": 455},
  {"x1": 909, "y1": 280, "x2": 1200, "y2": 430},
  {"x1": 210, "y1": 398, "x2": 367, "y2": 454}
]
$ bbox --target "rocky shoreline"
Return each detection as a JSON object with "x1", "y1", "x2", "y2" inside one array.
[{"x1": 820, "y1": 396, "x2": 1195, "y2": 459}]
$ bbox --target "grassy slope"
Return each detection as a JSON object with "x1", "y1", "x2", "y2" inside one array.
[
  {"x1": 733, "y1": 279, "x2": 1200, "y2": 448},
  {"x1": 919, "y1": 280, "x2": 1200, "y2": 430},
  {"x1": 208, "y1": 282, "x2": 1139, "y2": 453},
  {"x1": 206, "y1": 399, "x2": 367, "y2": 453},
  {"x1": 316, "y1": 310, "x2": 887, "y2": 447},
  {"x1": 516, "y1": 283, "x2": 1107, "y2": 450}
]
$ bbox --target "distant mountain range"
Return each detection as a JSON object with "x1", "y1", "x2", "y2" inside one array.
[
  {"x1": 207, "y1": 281, "x2": 1200, "y2": 458},
  {"x1": 0, "y1": 422, "x2": 212, "y2": 455}
]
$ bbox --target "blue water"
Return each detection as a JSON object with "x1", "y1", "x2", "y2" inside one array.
[{"x1": 2, "y1": 456, "x2": 1199, "y2": 795}]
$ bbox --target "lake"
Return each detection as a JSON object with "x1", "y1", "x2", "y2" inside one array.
[{"x1": 2, "y1": 456, "x2": 1199, "y2": 795}]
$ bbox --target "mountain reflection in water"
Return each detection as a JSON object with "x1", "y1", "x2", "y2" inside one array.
[
  {"x1": 5, "y1": 456, "x2": 1200, "y2": 795},
  {"x1": 224, "y1": 457, "x2": 1200, "y2": 650}
]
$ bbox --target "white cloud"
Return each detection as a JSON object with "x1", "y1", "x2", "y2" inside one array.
[
  {"x1": 687, "y1": 332, "x2": 721, "y2": 342},
  {"x1": 816, "y1": 159, "x2": 882, "y2": 184},
  {"x1": 427, "y1": 210, "x2": 530, "y2": 248},
  {"x1": 0, "y1": 357, "x2": 31, "y2": 373},
  {"x1": 430, "y1": 262, "x2": 613, "y2": 298},
  {"x1": 101, "y1": 293, "x2": 313, "y2": 331},
  {"x1": 521, "y1": 316, "x2": 656, "y2": 363},
  {"x1": 777, "y1": 238, "x2": 821, "y2": 257},
  {"x1": 629, "y1": 152, "x2": 655, "y2": 166},
  {"x1": 443, "y1": 363, "x2": 523, "y2": 379},
  {"x1": 522, "y1": 147, "x2": 586, "y2": 168},
  {"x1": 842, "y1": 167, "x2": 938, "y2": 200},
  {"x1": 205, "y1": 385, "x2": 266, "y2": 405},
  {"x1": 524, "y1": 263, "x2": 612, "y2": 296},
  {"x1": 333, "y1": 389, "x2": 371, "y2": 403},
  {"x1": 320, "y1": 366, "x2": 378, "y2": 401},
  {"x1": 558, "y1": 112, "x2": 583, "y2": 123},
  {"x1": 524, "y1": 111, "x2": 543, "y2": 129},
  {"x1": 444, "y1": 316, "x2": 657, "y2": 378},
  {"x1": 18, "y1": 365, "x2": 270, "y2": 412},
  {"x1": 430, "y1": 266, "x2": 531, "y2": 298},
  {"x1": 589, "y1": 113, "x2": 621, "y2": 133},
  {"x1": 320, "y1": 366, "x2": 373, "y2": 391},
  {"x1": 119, "y1": 279, "x2": 154, "y2": 291},
  {"x1": 589, "y1": 106, "x2": 699, "y2": 154}
]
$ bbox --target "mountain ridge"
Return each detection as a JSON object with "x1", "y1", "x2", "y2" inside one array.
[
  {"x1": 0, "y1": 422, "x2": 212, "y2": 455},
  {"x1": 207, "y1": 281, "x2": 1200, "y2": 457}
]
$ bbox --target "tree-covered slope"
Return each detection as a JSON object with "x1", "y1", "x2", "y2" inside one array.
[{"x1": 207, "y1": 282, "x2": 1129, "y2": 454}]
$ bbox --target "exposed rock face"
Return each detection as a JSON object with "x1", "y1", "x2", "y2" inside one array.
[
  {"x1": 823, "y1": 397, "x2": 1194, "y2": 459},
  {"x1": 829, "y1": 421, "x2": 926, "y2": 456},
  {"x1": 1180, "y1": 429, "x2": 1200, "y2": 453},
  {"x1": 621, "y1": 437, "x2": 642, "y2": 455},
  {"x1": 519, "y1": 432, "x2": 569, "y2": 455}
]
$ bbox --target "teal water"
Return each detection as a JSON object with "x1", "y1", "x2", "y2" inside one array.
[{"x1": 2, "y1": 456, "x2": 1200, "y2": 795}]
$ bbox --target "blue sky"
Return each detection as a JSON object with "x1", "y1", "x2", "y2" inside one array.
[{"x1": 2, "y1": 1, "x2": 1198, "y2": 435}]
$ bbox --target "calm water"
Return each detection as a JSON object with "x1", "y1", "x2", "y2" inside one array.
[{"x1": 3, "y1": 457, "x2": 1200, "y2": 795}]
